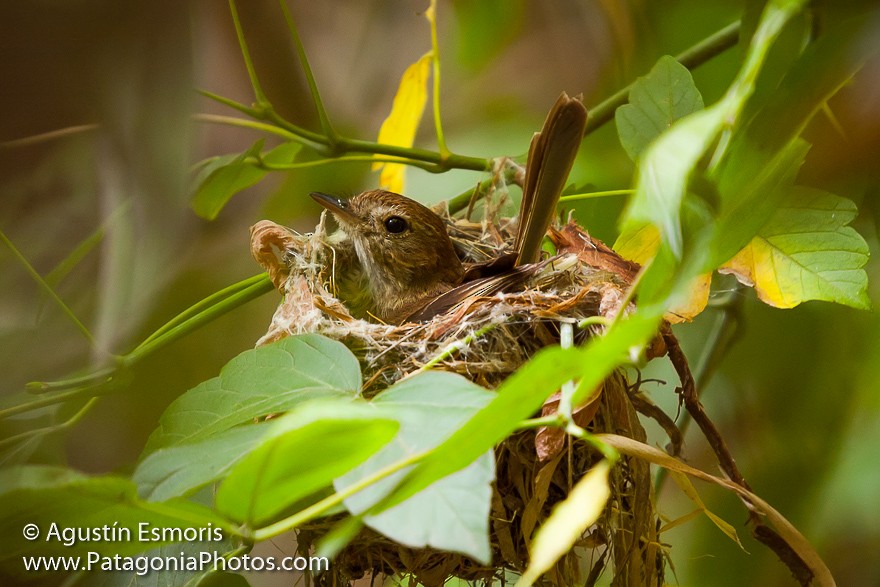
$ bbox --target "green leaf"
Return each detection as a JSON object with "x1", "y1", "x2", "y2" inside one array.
[
  {"x1": 710, "y1": 15, "x2": 873, "y2": 267},
  {"x1": 134, "y1": 423, "x2": 270, "y2": 501},
  {"x1": 719, "y1": 188, "x2": 870, "y2": 309},
  {"x1": 621, "y1": 0, "x2": 807, "y2": 262},
  {"x1": 615, "y1": 55, "x2": 704, "y2": 161},
  {"x1": 516, "y1": 461, "x2": 611, "y2": 587},
  {"x1": 334, "y1": 371, "x2": 496, "y2": 563},
  {"x1": 191, "y1": 140, "x2": 300, "y2": 220},
  {"x1": 143, "y1": 335, "x2": 361, "y2": 454},
  {"x1": 216, "y1": 400, "x2": 399, "y2": 525},
  {"x1": 622, "y1": 104, "x2": 726, "y2": 259},
  {"x1": 0, "y1": 466, "x2": 231, "y2": 580}
]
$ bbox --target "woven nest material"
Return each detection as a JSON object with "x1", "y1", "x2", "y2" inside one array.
[{"x1": 251, "y1": 201, "x2": 666, "y2": 586}]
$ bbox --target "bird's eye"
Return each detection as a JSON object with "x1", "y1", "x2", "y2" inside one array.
[{"x1": 384, "y1": 216, "x2": 408, "y2": 234}]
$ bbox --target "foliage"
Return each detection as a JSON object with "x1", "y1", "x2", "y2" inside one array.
[{"x1": 1, "y1": 0, "x2": 878, "y2": 586}]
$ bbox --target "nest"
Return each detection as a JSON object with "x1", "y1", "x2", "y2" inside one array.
[{"x1": 250, "y1": 197, "x2": 667, "y2": 586}]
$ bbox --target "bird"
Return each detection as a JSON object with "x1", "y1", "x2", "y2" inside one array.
[
  {"x1": 311, "y1": 92, "x2": 588, "y2": 324},
  {"x1": 309, "y1": 189, "x2": 466, "y2": 323}
]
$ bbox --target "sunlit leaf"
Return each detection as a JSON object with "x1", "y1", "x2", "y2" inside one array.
[
  {"x1": 516, "y1": 461, "x2": 611, "y2": 587},
  {"x1": 719, "y1": 188, "x2": 870, "y2": 309},
  {"x1": 216, "y1": 400, "x2": 398, "y2": 525},
  {"x1": 142, "y1": 335, "x2": 361, "y2": 454},
  {"x1": 622, "y1": 0, "x2": 807, "y2": 266},
  {"x1": 373, "y1": 52, "x2": 432, "y2": 193},
  {"x1": 616, "y1": 55, "x2": 704, "y2": 161},
  {"x1": 710, "y1": 13, "x2": 873, "y2": 267}
]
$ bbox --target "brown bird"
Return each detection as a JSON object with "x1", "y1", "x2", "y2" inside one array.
[
  {"x1": 309, "y1": 189, "x2": 465, "y2": 323},
  {"x1": 311, "y1": 92, "x2": 588, "y2": 324}
]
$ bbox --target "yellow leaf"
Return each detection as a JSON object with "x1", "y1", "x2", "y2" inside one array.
[
  {"x1": 373, "y1": 52, "x2": 432, "y2": 193},
  {"x1": 613, "y1": 222, "x2": 711, "y2": 322},
  {"x1": 669, "y1": 471, "x2": 743, "y2": 548},
  {"x1": 665, "y1": 273, "x2": 711, "y2": 323},
  {"x1": 613, "y1": 222, "x2": 660, "y2": 264},
  {"x1": 720, "y1": 237, "x2": 791, "y2": 307},
  {"x1": 516, "y1": 461, "x2": 611, "y2": 587}
]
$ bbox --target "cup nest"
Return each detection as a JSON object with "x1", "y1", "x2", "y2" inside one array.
[{"x1": 250, "y1": 200, "x2": 666, "y2": 586}]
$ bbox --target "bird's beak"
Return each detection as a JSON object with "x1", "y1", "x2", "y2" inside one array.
[{"x1": 309, "y1": 192, "x2": 361, "y2": 225}]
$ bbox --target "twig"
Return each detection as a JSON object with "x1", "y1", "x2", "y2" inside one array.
[{"x1": 661, "y1": 327, "x2": 813, "y2": 585}]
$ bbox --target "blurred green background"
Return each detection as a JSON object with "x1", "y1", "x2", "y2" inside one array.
[{"x1": 1, "y1": 1, "x2": 878, "y2": 585}]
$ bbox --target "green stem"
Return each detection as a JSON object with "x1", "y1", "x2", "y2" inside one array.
[
  {"x1": 253, "y1": 449, "x2": 430, "y2": 541},
  {"x1": 133, "y1": 273, "x2": 270, "y2": 352},
  {"x1": 253, "y1": 155, "x2": 439, "y2": 172},
  {"x1": 426, "y1": 2, "x2": 449, "y2": 157},
  {"x1": 228, "y1": 0, "x2": 268, "y2": 104},
  {"x1": 559, "y1": 189, "x2": 634, "y2": 202},
  {"x1": 518, "y1": 414, "x2": 566, "y2": 430},
  {"x1": 566, "y1": 423, "x2": 619, "y2": 463},
  {"x1": 578, "y1": 316, "x2": 612, "y2": 329},
  {"x1": 278, "y1": 0, "x2": 339, "y2": 144},
  {"x1": 14, "y1": 274, "x2": 274, "y2": 414},
  {"x1": 342, "y1": 137, "x2": 489, "y2": 172},
  {"x1": 194, "y1": 114, "x2": 300, "y2": 143},
  {"x1": 583, "y1": 20, "x2": 741, "y2": 136},
  {"x1": 125, "y1": 274, "x2": 273, "y2": 365},
  {"x1": 0, "y1": 227, "x2": 96, "y2": 348}
]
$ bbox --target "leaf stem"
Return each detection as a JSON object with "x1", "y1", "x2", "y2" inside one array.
[
  {"x1": 193, "y1": 114, "x2": 300, "y2": 143},
  {"x1": 559, "y1": 189, "x2": 635, "y2": 202}
]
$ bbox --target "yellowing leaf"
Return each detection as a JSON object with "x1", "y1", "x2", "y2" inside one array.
[
  {"x1": 669, "y1": 471, "x2": 743, "y2": 548},
  {"x1": 719, "y1": 187, "x2": 870, "y2": 309},
  {"x1": 516, "y1": 461, "x2": 611, "y2": 587},
  {"x1": 613, "y1": 223, "x2": 711, "y2": 323},
  {"x1": 613, "y1": 222, "x2": 660, "y2": 264},
  {"x1": 374, "y1": 52, "x2": 432, "y2": 193},
  {"x1": 665, "y1": 273, "x2": 711, "y2": 323}
]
